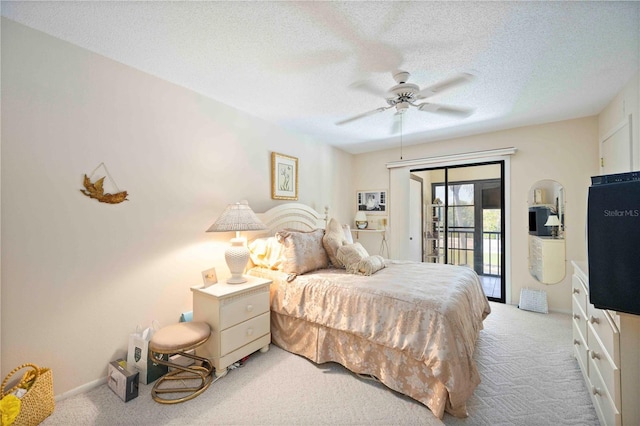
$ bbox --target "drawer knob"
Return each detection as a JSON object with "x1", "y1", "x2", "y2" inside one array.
[
  {"x1": 592, "y1": 386, "x2": 601, "y2": 396},
  {"x1": 573, "y1": 339, "x2": 581, "y2": 346},
  {"x1": 590, "y1": 351, "x2": 601, "y2": 360},
  {"x1": 572, "y1": 288, "x2": 580, "y2": 294},
  {"x1": 589, "y1": 315, "x2": 600, "y2": 325},
  {"x1": 573, "y1": 314, "x2": 581, "y2": 320},
  {"x1": 246, "y1": 304, "x2": 254, "y2": 312},
  {"x1": 247, "y1": 328, "x2": 253, "y2": 336}
]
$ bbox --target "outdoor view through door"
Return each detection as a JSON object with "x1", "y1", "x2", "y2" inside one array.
[{"x1": 413, "y1": 162, "x2": 505, "y2": 303}]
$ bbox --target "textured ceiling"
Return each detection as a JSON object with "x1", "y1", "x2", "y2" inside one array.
[{"x1": 2, "y1": 1, "x2": 639, "y2": 154}]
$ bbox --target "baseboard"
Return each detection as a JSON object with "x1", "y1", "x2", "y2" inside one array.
[{"x1": 55, "y1": 376, "x2": 106, "y2": 402}]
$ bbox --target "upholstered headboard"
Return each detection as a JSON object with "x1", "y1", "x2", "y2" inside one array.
[{"x1": 255, "y1": 203, "x2": 328, "y2": 237}]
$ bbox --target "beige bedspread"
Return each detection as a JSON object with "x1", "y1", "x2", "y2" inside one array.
[{"x1": 250, "y1": 260, "x2": 490, "y2": 417}]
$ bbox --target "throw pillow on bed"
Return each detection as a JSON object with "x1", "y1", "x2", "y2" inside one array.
[
  {"x1": 276, "y1": 228, "x2": 329, "y2": 275},
  {"x1": 323, "y1": 218, "x2": 348, "y2": 268},
  {"x1": 354, "y1": 255, "x2": 386, "y2": 276},
  {"x1": 336, "y1": 242, "x2": 369, "y2": 273}
]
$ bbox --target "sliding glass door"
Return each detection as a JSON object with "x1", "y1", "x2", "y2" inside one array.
[{"x1": 412, "y1": 162, "x2": 505, "y2": 303}]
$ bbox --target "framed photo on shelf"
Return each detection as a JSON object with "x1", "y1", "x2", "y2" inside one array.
[
  {"x1": 356, "y1": 189, "x2": 387, "y2": 214},
  {"x1": 271, "y1": 152, "x2": 298, "y2": 200}
]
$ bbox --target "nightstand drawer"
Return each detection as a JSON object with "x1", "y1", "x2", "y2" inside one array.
[
  {"x1": 586, "y1": 303, "x2": 620, "y2": 364},
  {"x1": 220, "y1": 290, "x2": 269, "y2": 330},
  {"x1": 220, "y1": 312, "x2": 270, "y2": 356}
]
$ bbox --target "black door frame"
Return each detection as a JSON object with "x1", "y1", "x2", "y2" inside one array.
[{"x1": 413, "y1": 161, "x2": 506, "y2": 303}]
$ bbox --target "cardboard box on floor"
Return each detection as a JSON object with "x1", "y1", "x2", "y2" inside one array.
[{"x1": 107, "y1": 359, "x2": 139, "y2": 402}]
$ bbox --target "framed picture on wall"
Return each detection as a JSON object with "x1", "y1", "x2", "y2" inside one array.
[
  {"x1": 356, "y1": 190, "x2": 387, "y2": 214},
  {"x1": 271, "y1": 152, "x2": 298, "y2": 200}
]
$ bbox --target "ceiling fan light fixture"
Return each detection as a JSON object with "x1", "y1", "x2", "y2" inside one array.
[{"x1": 396, "y1": 102, "x2": 410, "y2": 114}]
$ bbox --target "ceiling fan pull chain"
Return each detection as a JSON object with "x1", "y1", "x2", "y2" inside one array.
[{"x1": 400, "y1": 114, "x2": 404, "y2": 160}]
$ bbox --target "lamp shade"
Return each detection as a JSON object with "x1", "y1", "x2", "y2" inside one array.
[
  {"x1": 206, "y1": 201, "x2": 266, "y2": 233},
  {"x1": 544, "y1": 215, "x2": 561, "y2": 227},
  {"x1": 354, "y1": 211, "x2": 368, "y2": 230},
  {"x1": 207, "y1": 201, "x2": 266, "y2": 284}
]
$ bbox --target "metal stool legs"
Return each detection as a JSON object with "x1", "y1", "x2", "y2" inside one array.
[{"x1": 149, "y1": 350, "x2": 213, "y2": 404}]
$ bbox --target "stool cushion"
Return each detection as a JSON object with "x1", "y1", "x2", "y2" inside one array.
[{"x1": 150, "y1": 322, "x2": 210, "y2": 352}]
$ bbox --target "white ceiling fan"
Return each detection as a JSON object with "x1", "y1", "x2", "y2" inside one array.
[{"x1": 336, "y1": 70, "x2": 476, "y2": 126}]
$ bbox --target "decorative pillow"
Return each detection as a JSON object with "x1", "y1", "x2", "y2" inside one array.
[
  {"x1": 248, "y1": 237, "x2": 284, "y2": 270},
  {"x1": 354, "y1": 255, "x2": 386, "y2": 276},
  {"x1": 336, "y1": 243, "x2": 369, "y2": 273},
  {"x1": 323, "y1": 218, "x2": 348, "y2": 268},
  {"x1": 342, "y1": 224, "x2": 354, "y2": 244},
  {"x1": 276, "y1": 228, "x2": 329, "y2": 275}
]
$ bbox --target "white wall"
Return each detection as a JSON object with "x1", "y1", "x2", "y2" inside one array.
[
  {"x1": 0, "y1": 19, "x2": 352, "y2": 395},
  {"x1": 353, "y1": 117, "x2": 599, "y2": 313}
]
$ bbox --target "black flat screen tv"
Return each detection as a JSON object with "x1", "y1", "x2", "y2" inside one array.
[
  {"x1": 587, "y1": 172, "x2": 640, "y2": 316},
  {"x1": 528, "y1": 206, "x2": 552, "y2": 236}
]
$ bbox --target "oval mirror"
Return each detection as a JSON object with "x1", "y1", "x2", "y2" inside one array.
[{"x1": 527, "y1": 180, "x2": 566, "y2": 284}]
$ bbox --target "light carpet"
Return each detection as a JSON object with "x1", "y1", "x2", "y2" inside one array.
[{"x1": 42, "y1": 302, "x2": 599, "y2": 425}]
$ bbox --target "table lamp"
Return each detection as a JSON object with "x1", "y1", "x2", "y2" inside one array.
[
  {"x1": 544, "y1": 214, "x2": 561, "y2": 239},
  {"x1": 354, "y1": 211, "x2": 368, "y2": 229},
  {"x1": 207, "y1": 201, "x2": 266, "y2": 283}
]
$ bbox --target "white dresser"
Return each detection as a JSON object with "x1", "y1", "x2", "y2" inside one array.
[
  {"x1": 571, "y1": 261, "x2": 640, "y2": 426},
  {"x1": 191, "y1": 276, "x2": 271, "y2": 377},
  {"x1": 529, "y1": 236, "x2": 565, "y2": 283}
]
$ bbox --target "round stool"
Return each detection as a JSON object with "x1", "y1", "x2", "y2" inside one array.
[{"x1": 149, "y1": 321, "x2": 213, "y2": 404}]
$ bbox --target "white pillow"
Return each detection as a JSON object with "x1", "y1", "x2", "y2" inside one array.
[
  {"x1": 342, "y1": 224, "x2": 354, "y2": 244},
  {"x1": 248, "y1": 237, "x2": 284, "y2": 270},
  {"x1": 354, "y1": 255, "x2": 386, "y2": 276},
  {"x1": 323, "y1": 218, "x2": 348, "y2": 268},
  {"x1": 336, "y1": 243, "x2": 369, "y2": 274}
]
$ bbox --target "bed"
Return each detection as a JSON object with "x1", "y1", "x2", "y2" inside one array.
[{"x1": 247, "y1": 203, "x2": 490, "y2": 419}]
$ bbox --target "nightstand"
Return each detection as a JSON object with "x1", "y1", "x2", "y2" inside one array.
[{"x1": 191, "y1": 276, "x2": 271, "y2": 377}]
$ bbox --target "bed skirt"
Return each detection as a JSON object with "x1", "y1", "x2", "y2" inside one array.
[{"x1": 270, "y1": 311, "x2": 469, "y2": 419}]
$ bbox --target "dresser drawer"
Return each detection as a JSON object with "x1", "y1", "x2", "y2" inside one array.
[
  {"x1": 220, "y1": 290, "x2": 269, "y2": 330},
  {"x1": 586, "y1": 303, "x2": 620, "y2": 365},
  {"x1": 572, "y1": 323, "x2": 589, "y2": 376},
  {"x1": 572, "y1": 274, "x2": 588, "y2": 313},
  {"x1": 588, "y1": 326, "x2": 621, "y2": 408},
  {"x1": 220, "y1": 312, "x2": 270, "y2": 356},
  {"x1": 589, "y1": 360, "x2": 621, "y2": 426},
  {"x1": 572, "y1": 297, "x2": 587, "y2": 341}
]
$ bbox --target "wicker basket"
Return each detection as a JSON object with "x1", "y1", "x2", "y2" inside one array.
[{"x1": 1, "y1": 364, "x2": 54, "y2": 426}]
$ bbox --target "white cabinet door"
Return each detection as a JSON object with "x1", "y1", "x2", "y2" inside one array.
[{"x1": 601, "y1": 116, "x2": 632, "y2": 174}]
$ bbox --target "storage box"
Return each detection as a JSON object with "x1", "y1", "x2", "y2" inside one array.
[{"x1": 107, "y1": 359, "x2": 139, "y2": 402}]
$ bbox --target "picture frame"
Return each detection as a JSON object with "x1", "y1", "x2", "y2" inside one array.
[
  {"x1": 271, "y1": 152, "x2": 298, "y2": 200},
  {"x1": 356, "y1": 189, "x2": 387, "y2": 214},
  {"x1": 201, "y1": 267, "x2": 218, "y2": 287}
]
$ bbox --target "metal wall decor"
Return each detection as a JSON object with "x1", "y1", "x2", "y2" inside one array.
[{"x1": 80, "y1": 163, "x2": 128, "y2": 204}]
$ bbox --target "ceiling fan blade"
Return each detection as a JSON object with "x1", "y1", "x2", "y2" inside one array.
[
  {"x1": 269, "y1": 49, "x2": 350, "y2": 73},
  {"x1": 416, "y1": 103, "x2": 475, "y2": 117},
  {"x1": 348, "y1": 80, "x2": 390, "y2": 98},
  {"x1": 336, "y1": 106, "x2": 391, "y2": 125},
  {"x1": 416, "y1": 72, "x2": 475, "y2": 99}
]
